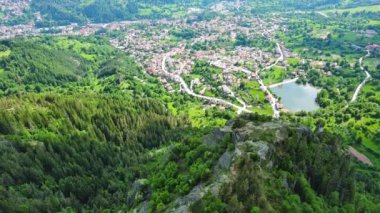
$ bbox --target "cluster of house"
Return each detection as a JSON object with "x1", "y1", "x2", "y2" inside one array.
[
  {"x1": 211, "y1": 0, "x2": 244, "y2": 14},
  {"x1": 264, "y1": 95, "x2": 284, "y2": 110},
  {"x1": 0, "y1": 16, "x2": 152, "y2": 40},
  {"x1": 0, "y1": 22, "x2": 37, "y2": 39},
  {"x1": 0, "y1": 0, "x2": 29, "y2": 21},
  {"x1": 111, "y1": 26, "x2": 170, "y2": 63},
  {"x1": 367, "y1": 44, "x2": 380, "y2": 51},
  {"x1": 108, "y1": 12, "x2": 290, "y2": 101}
]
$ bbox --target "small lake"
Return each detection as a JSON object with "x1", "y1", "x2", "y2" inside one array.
[{"x1": 271, "y1": 81, "x2": 320, "y2": 112}]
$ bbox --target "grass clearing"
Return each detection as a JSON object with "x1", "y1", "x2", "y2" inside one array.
[
  {"x1": 79, "y1": 0, "x2": 95, "y2": 7},
  {"x1": 367, "y1": 20, "x2": 380, "y2": 26},
  {"x1": 139, "y1": 8, "x2": 153, "y2": 16},
  {"x1": 249, "y1": 104, "x2": 273, "y2": 116},
  {"x1": 363, "y1": 58, "x2": 380, "y2": 72},
  {"x1": 262, "y1": 66, "x2": 287, "y2": 85},
  {"x1": 362, "y1": 139, "x2": 380, "y2": 157},
  {"x1": 167, "y1": 102, "x2": 178, "y2": 115},
  {"x1": 286, "y1": 58, "x2": 300, "y2": 65},
  {"x1": 320, "y1": 5, "x2": 380, "y2": 15},
  {"x1": 53, "y1": 37, "x2": 113, "y2": 62},
  {"x1": 187, "y1": 106, "x2": 227, "y2": 128},
  {"x1": 203, "y1": 90, "x2": 215, "y2": 97}
]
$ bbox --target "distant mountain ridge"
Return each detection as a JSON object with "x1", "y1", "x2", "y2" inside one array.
[{"x1": 1, "y1": 0, "x2": 378, "y2": 27}]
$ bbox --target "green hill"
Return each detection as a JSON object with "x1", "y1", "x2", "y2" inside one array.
[
  {"x1": 30, "y1": 0, "x2": 220, "y2": 27},
  {"x1": 3, "y1": 0, "x2": 379, "y2": 26}
]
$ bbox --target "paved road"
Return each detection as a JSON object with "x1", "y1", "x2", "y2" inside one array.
[
  {"x1": 236, "y1": 42, "x2": 284, "y2": 118},
  {"x1": 161, "y1": 54, "x2": 251, "y2": 114},
  {"x1": 351, "y1": 50, "x2": 371, "y2": 103},
  {"x1": 317, "y1": 11, "x2": 329, "y2": 18},
  {"x1": 161, "y1": 42, "x2": 285, "y2": 118},
  {"x1": 268, "y1": 78, "x2": 298, "y2": 88},
  {"x1": 265, "y1": 43, "x2": 284, "y2": 70}
]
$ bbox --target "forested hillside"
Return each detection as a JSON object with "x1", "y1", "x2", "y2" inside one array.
[
  {"x1": 0, "y1": 36, "x2": 220, "y2": 211},
  {"x1": 1, "y1": 107, "x2": 379, "y2": 211},
  {"x1": 30, "y1": 0, "x2": 223, "y2": 27},
  {"x1": 2, "y1": 0, "x2": 378, "y2": 26},
  {"x1": 0, "y1": 94, "x2": 186, "y2": 211}
]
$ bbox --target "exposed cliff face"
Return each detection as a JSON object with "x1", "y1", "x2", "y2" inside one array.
[{"x1": 168, "y1": 117, "x2": 355, "y2": 213}]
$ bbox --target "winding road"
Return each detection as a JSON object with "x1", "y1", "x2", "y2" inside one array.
[
  {"x1": 235, "y1": 42, "x2": 284, "y2": 119},
  {"x1": 350, "y1": 50, "x2": 371, "y2": 103},
  {"x1": 252, "y1": 42, "x2": 284, "y2": 118},
  {"x1": 161, "y1": 54, "x2": 252, "y2": 114},
  {"x1": 265, "y1": 43, "x2": 284, "y2": 70},
  {"x1": 160, "y1": 42, "x2": 285, "y2": 118}
]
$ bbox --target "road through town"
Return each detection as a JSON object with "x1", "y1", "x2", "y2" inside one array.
[{"x1": 161, "y1": 54, "x2": 252, "y2": 114}]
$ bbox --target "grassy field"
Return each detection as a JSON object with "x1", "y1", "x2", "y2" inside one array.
[
  {"x1": 139, "y1": 8, "x2": 153, "y2": 16},
  {"x1": 187, "y1": 106, "x2": 228, "y2": 128},
  {"x1": 53, "y1": 37, "x2": 115, "y2": 62},
  {"x1": 363, "y1": 58, "x2": 380, "y2": 72},
  {"x1": 262, "y1": 66, "x2": 287, "y2": 85},
  {"x1": 367, "y1": 20, "x2": 380, "y2": 26},
  {"x1": 355, "y1": 144, "x2": 380, "y2": 168},
  {"x1": 286, "y1": 57, "x2": 300, "y2": 65},
  {"x1": 320, "y1": 4, "x2": 380, "y2": 15},
  {"x1": 362, "y1": 138, "x2": 380, "y2": 157},
  {"x1": 249, "y1": 104, "x2": 273, "y2": 116}
]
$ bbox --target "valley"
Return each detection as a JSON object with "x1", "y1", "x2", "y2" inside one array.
[{"x1": 0, "y1": 0, "x2": 379, "y2": 212}]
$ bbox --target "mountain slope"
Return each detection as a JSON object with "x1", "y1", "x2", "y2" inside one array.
[
  {"x1": 3, "y1": 110, "x2": 376, "y2": 212},
  {"x1": 148, "y1": 115, "x2": 374, "y2": 212},
  {"x1": 30, "y1": 0, "x2": 221, "y2": 27}
]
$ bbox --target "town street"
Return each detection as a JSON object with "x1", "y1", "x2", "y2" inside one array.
[{"x1": 161, "y1": 54, "x2": 252, "y2": 114}]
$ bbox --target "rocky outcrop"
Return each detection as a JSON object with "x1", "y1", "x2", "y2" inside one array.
[{"x1": 168, "y1": 120, "x2": 306, "y2": 212}]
